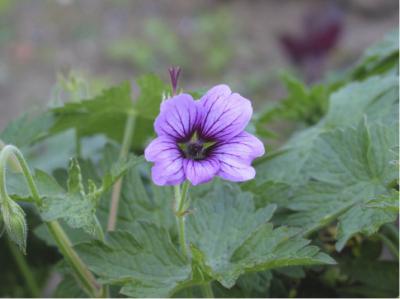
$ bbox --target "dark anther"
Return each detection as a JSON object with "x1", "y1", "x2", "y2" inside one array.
[{"x1": 185, "y1": 142, "x2": 205, "y2": 160}]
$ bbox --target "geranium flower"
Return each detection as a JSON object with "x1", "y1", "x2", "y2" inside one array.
[{"x1": 145, "y1": 85, "x2": 265, "y2": 186}]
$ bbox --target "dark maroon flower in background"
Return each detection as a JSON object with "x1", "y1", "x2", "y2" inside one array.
[{"x1": 279, "y1": 3, "x2": 343, "y2": 82}]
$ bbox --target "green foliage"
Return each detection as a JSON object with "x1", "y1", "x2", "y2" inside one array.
[
  {"x1": 76, "y1": 181, "x2": 333, "y2": 297},
  {"x1": 188, "y1": 182, "x2": 334, "y2": 288},
  {"x1": 7, "y1": 154, "x2": 141, "y2": 238},
  {"x1": 77, "y1": 223, "x2": 192, "y2": 298},
  {"x1": 339, "y1": 259, "x2": 399, "y2": 298},
  {"x1": 352, "y1": 30, "x2": 399, "y2": 80},
  {"x1": 256, "y1": 73, "x2": 329, "y2": 130},
  {"x1": 250, "y1": 41, "x2": 399, "y2": 251},
  {"x1": 0, "y1": 110, "x2": 54, "y2": 148}
]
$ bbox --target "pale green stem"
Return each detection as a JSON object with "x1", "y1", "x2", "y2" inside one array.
[
  {"x1": 105, "y1": 114, "x2": 135, "y2": 298},
  {"x1": 377, "y1": 232, "x2": 399, "y2": 260},
  {"x1": 201, "y1": 282, "x2": 214, "y2": 298},
  {"x1": 6, "y1": 237, "x2": 41, "y2": 297},
  {"x1": 0, "y1": 145, "x2": 102, "y2": 297},
  {"x1": 75, "y1": 130, "x2": 81, "y2": 157},
  {"x1": 47, "y1": 221, "x2": 101, "y2": 296},
  {"x1": 175, "y1": 181, "x2": 190, "y2": 259},
  {"x1": 383, "y1": 223, "x2": 399, "y2": 244},
  {"x1": 107, "y1": 114, "x2": 135, "y2": 231},
  {"x1": 175, "y1": 182, "x2": 214, "y2": 298},
  {"x1": 0, "y1": 146, "x2": 41, "y2": 205}
]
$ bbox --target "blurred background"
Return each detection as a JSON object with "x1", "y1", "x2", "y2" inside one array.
[{"x1": 0, "y1": 0, "x2": 398, "y2": 130}]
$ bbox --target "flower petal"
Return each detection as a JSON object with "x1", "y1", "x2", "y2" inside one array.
[
  {"x1": 151, "y1": 155, "x2": 185, "y2": 186},
  {"x1": 183, "y1": 158, "x2": 220, "y2": 186},
  {"x1": 144, "y1": 136, "x2": 180, "y2": 162},
  {"x1": 154, "y1": 94, "x2": 201, "y2": 140},
  {"x1": 211, "y1": 131, "x2": 265, "y2": 162},
  {"x1": 199, "y1": 84, "x2": 252, "y2": 141},
  {"x1": 216, "y1": 157, "x2": 256, "y2": 182}
]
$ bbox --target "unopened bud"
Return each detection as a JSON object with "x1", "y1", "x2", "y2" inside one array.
[
  {"x1": 1, "y1": 199, "x2": 28, "y2": 253},
  {"x1": 168, "y1": 66, "x2": 181, "y2": 96}
]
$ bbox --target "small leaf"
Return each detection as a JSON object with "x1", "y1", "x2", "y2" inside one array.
[
  {"x1": 67, "y1": 158, "x2": 85, "y2": 194},
  {"x1": 40, "y1": 156, "x2": 141, "y2": 237}
]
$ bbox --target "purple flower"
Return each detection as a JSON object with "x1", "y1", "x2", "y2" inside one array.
[{"x1": 145, "y1": 85, "x2": 265, "y2": 186}]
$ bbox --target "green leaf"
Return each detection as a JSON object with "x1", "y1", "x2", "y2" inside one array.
[
  {"x1": 339, "y1": 259, "x2": 399, "y2": 298},
  {"x1": 40, "y1": 156, "x2": 141, "y2": 237},
  {"x1": 7, "y1": 153, "x2": 141, "y2": 238},
  {"x1": 257, "y1": 73, "x2": 329, "y2": 127},
  {"x1": 76, "y1": 223, "x2": 192, "y2": 298},
  {"x1": 366, "y1": 191, "x2": 400, "y2": 213},
  {"x1": 187, "y1": 182, "x2": 334, "y2": 288},
  {"x1": 323, "y1": 75, "x2": 398, "y2": 128},
  {"x1": 283, "y1": 121, "x2": 398, "y2": 248},
  {"x1": 133, "y1": 73, "x2": 170, "y2": 120},
  {"x1": 335, "y1": 192, "x2": 399, "y2": 251},
  {"x1": 0, "y1": 110, "x2": 54, "y2": 147},
  {"x1": 352, "y1": 30, "x2": 399, "y2": 80},
  {"x1": 7, "y1": 170, "x2": 64, "y2": 203},
  {"x1": 253, "y1": 74, "x2": 398, "y2": 188},
  {"x1": 251, "y1": 72, "x2": 399, "y2": 250},
  {"x1": 96, "y1": 145, "x2": 176, "y2": 234},
  {"x1": 213, "y1": 271, "x2": 273, "y2": 298},
  {"x1": 130, "y1": 74, "x2": 171, "y2": 151},
  {"x1": 77, "y1": 178, "x2": 333, "y2": 297},
  {"x1": 51, "y1": 82, "x2": 133, "y2": 142}
]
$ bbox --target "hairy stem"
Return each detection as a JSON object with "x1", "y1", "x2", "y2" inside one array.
[
  {"x1": 0, "y1": 145, "x2": 102, "y2": 297},
  {"x1": 107, "y1": 115, "x2": 135, "y2": 231},
  {"x1": 6, "y1": 237, "x2": 41, "y2": 298},
  {"x1": 201, "y1": 282, "x2": 214, "y2": 298},
  {"x1": 175, "y1": 181, "x2": 190, "y2": 259}
]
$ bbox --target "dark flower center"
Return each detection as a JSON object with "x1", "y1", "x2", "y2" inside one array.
[
  {"x1": 185, "y1": 141, "x2": 205, "y2": 160},
  {"x1": 179, "y1": 132, "x2": 216, "y2": 160}
]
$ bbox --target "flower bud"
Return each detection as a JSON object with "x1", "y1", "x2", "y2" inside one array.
[{"x1": 1, "y1": 199, "x2": 28, "y2": 253}]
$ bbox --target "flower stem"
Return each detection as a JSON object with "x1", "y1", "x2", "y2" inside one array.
[
  {"x1": 0, "y1": 145, "x2": 41, "y2": 205},
  {"x1": 0, "y1": 145, "x2": 102, "y2": 298},
  {"x1": 107, "y1": 114, "x2": 135, "y2": 231},
  {"x1": 175, "y1": 181, "x2": 190, "y2": 259},
  {"x1": 46, "y1": 220, "x2": 101, "y2": 296},
  {"x1": 6, "y1": 237, "x2": 41, "y2": 298},
  {"x1": 201, "y1": 282, "x2": 214, "y2": 298}
]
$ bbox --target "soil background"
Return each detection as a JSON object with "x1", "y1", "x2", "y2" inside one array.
[{"x1": 0, "y1": 0, "x2": 398, "y2": 130}]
